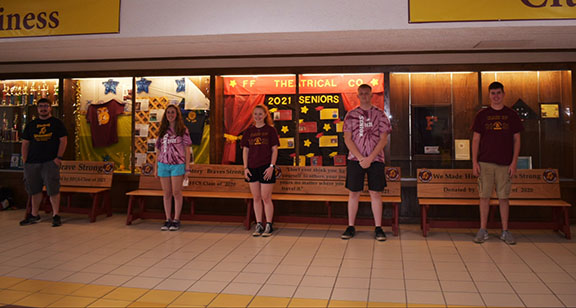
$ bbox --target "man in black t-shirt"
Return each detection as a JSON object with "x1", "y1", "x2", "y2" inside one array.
[{"x1": 20, "y1": 98, "x2": 68, "y2": 227}]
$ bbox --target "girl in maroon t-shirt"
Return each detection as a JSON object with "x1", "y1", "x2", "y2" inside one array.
[
  {"x1": 241, "y1": 104, "x2": 279, "y2": 237},
  {"x1": 154, "y1": 105, "x2": 192, "y2": 232}
]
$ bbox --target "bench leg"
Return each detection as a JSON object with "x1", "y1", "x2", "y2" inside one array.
[
  {"x1": 421, "y1": 204, "x2": 429, "y2": 237},
  {"x1": 244, "y1": 199, "x2": 252, "y2": 230},
  {"x1": 189, "y1": 198, "x2": 195, "y2": 216},
  {"x1": 43, "y1": 192, "x2": 52, "y2": 214},
  {"x1": 89, "y1": 193, "x2": 101, "y2": 223},
  {"x1": 105, "y1": 191, "x2": 112, "y2": 217},
  {"x1": 126, "y1": 195, "x2": 135, "y2": 225},
  {"x1": 563, "y1": 207, "x2": 571, "y2": 240},
  {"x1": 393, "y1": 203, "x2": 399, "y2": 236}
]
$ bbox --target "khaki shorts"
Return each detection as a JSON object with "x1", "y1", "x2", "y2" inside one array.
[{"x1": 478, "y1": 162, "x2": 511, "y2": 199}]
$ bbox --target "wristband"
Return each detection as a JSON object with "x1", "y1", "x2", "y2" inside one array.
[{"x1": 269, "y1": 164, "x2": 275, "y2": 168}]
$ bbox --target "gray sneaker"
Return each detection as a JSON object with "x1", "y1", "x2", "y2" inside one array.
[
  {"x1": 474, "y1": 228, "x2": 489, "y2": 244},
  {"x1": 500, "y1": 230, "x2": 516, "y2": 245},
  {"x1": 252, "y1": 223, "x2": 264, "y2": 237}
]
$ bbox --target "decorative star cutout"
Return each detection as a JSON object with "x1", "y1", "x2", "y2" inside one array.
[
  {"x1": 175, "y1": 78, "x2": 185, "y2": 93},
  {"x1": 269, "y1": 108, "x2": 278, "y2": 113},
  {"x1": 301, "y1": 106, "x2": 309, "y2": 114},
  {"x1": 136, "y1": 78, "x2": 152, "y2": 93},
  {"x1": 305, "y1": 153, "x2": 314, "y2": 158},
  {"x1": 370, "y1": 78, "x2": 379, "y2": 87},
  {"x1": 323, "y1": 123, "x2": 331, "y2": 132},
  {"x1": 303, "y1": 139, "x2": 311, "y2": 147},
  {"x1": 102, "y1": 79, "x2": 119, "y2": 95},
  {"x1": 329, "y1": 152, "x2": 338, "y2": 157},
  {"x1": 229, "y1": 80, "x2": 237, "y2": 87},
  {"x1": 281, "y1": 126, "x2": 289, "y2": 134}
]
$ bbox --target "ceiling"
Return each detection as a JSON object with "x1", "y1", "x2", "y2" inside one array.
[{"x1": 1, "y1": 25, "x2": 576, "y2": 74}]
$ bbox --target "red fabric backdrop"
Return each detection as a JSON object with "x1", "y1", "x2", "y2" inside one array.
[{"x1": 222, "y1": 94, "x2": 265, "y2": 164}]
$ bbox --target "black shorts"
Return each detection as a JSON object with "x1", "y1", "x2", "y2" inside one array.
[
  {"x1": 345, "y1": 160, "x2": 387, "y2": 192},
  {"x1": 245, "y1": 165, "x2": 276, "y2": 184},
  {"x1": 24, "y1": 161, "x2": 61, "y2": 196}
]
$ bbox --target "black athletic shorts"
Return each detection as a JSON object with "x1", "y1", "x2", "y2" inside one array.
[
  {"x1": 345, "y1": 160, "x2": 387, "y2": 192},
  {"x1": 245, "y1": 164, "x2": 276, "y2": 184}
]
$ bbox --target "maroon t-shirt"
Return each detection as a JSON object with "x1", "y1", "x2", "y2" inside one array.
[
  {"x1": 472, "y1": 106, "x2": 523, "y2": 166},
  {"x1": 87, "y1": 99, "x2": 125, "y2": 148},
  {"x1": 240, "y1": 125, "x2": 280, "y2": 169}
]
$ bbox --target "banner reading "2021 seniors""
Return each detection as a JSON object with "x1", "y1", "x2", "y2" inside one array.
[
  {"x1": 0, "y1": 0, "x2": 120, "y2": 38},
  {"x1": 410, "y1": 0, "x2": 576, "y2": 23}
]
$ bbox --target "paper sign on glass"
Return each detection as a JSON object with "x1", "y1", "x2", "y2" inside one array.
[
  {"x1": 279, "y1": 138, "x2": 295, "y2": 149},
  {"x1": 299, "y1": 122, "x2": 317, "y2": 133},
  {"x1": 319, "y1": 135, "x2": 339, "y2": 147},
  {"x1": 311, "y1": 156, "x2": 323, "y2": 166},
  {"x1": 455, "y1": 139, "x2": 470, "y2": 160},
  {"x1": 334, "y1": 155, "x2": 346, "y2": 166},
  {"x1": 273, "y1": 110, "x2": 292, "y2": 121},
  {"x1": 320, "y1": 108, "x2": 339, "y2": 120}
]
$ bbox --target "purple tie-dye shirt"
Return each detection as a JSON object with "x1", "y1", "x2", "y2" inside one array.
[
  {"x1": 155, "y1": 128, "x2": 192, "y2": 165},
  {"x1": 343, "y1": 106, "x2": 392, "y2": 163}
]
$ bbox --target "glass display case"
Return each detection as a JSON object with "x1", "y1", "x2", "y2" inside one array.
[{"x1": 0, "y1": 79, "x2": 60, "y2": 169}]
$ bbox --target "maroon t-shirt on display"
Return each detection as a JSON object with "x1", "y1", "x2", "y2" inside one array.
[
  {"x1": 87, "y1": 99, "x2": 125, "y2": 148},
  {"x1": 472, "y1": 106, "x2": 523, "y2": 166},
  {"x1": 240, "y1": 125, "x2": 280, "y2": 169}
]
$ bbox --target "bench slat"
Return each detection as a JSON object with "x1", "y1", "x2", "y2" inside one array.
[{"x1": 419, "y1": 198, "x2": 571, "y2": 207}]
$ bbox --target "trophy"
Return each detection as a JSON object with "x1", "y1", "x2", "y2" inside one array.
[
  {"x1": 0, "y1": 112, "x2": 7, "y2": 141},
  {"x1": 40, "y1": 82, "x2": 48, "y2": 98},
  {"x1": 53, "y1": 84, "x2": 59, "y2": 106},
  {"x1": 7, "y1": 86, "x2": 14, "y2": 105},
  {"x1": 29, "y1": 82, "x2": 37, "y2": 105},
  {"x1": 11, "y1": 114, "x2": 19, "y2": 141},
  {"x1": 1, "y1": 84, "x2": 7, "y2": 105},
  {"x1": 15, "y1": 86, "x2": 22, "y2": 106},
  {"x1": 22, "y1": 86, "x2": 29, "y2": 106}
]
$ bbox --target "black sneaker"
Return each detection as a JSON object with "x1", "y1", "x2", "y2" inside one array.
[
  {"x1": 20, "y1": 214, "x2": 41, "y2": 226},
  {"x1": 52, "y1": 215, "x2": 62, "y2": 227},
  {"x1": 252, "y1": 222, "x2": 264, "y2": 237},
  {"x1": 375, "y1": 227, "x2": 387, "y2": 241},
  {"x1": 262, "y1": 223, "x2": 274, "y2": 237},
  {"x1": 169, "y1": 220, "x2": 180, "y2": 231},
  {"x1": 341, "y1": 226, "x2": 356, "y2": 239},
  {"x1": 161, "y1": 220, "x2": 171, "y2": 231}
]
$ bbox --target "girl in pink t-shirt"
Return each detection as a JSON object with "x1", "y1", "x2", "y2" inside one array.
[
  {"x1": 155, "y1": 105, "x2": 193, "y2": 231},
  {"x1": 241, "y1": 104, "x2": 279, "y2": 237}
]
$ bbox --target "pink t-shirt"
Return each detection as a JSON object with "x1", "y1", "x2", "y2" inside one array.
[
  {"x1": 155, "y1": 128, "x2": 192, "y2": 165},
  {"x1": 343, "y1": 106, "x2": 392, "y2": 163}
]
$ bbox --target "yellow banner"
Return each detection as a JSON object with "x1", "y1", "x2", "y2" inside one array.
[
  {"x1": 410, "y1": 0, "x2": 576, "y2": 22},
  {"x1": 0, "y1": 0, "x2": 120, "y2": 38}
]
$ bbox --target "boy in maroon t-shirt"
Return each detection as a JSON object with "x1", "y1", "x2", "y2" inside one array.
[{"x1": 472, "y1": 82, "x2": 523, "y2": 245}]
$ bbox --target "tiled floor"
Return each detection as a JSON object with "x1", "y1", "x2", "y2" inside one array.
[{"x1": 0, "y1": 210, "x2": 575, "y2": 307}]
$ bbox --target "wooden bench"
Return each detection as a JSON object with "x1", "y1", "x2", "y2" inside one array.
[
  {"x1": 127, "y1": 164, "x2": 401, "y2": 235},
  {"x1": 417, "y1": 169, "x2": 571, "y2": 239},
  {"x1": 26, "y1": 161, "x2": 114, "y2": 222}
]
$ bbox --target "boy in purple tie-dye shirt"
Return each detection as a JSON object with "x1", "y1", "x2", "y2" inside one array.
[{"x1": 341, "y1": 84, "x2": 392, "y2": 241}]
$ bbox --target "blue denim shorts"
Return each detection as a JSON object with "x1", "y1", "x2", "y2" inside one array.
[{"x1": 157, "y1": 162, "x2": 185, "y2": 177}]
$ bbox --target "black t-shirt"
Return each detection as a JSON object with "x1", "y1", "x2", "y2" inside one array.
[{"x1": 22, "y1": 117, "x2": 68, "y2": 163}]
